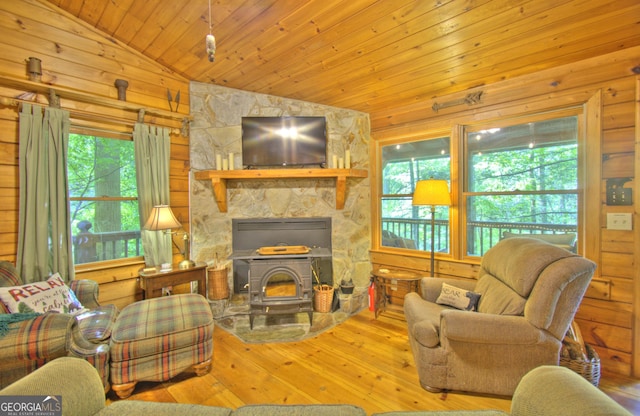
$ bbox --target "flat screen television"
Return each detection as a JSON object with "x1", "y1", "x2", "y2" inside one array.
[{"x1": 241, "y1": 116, "x2": 327, "y2": 168}]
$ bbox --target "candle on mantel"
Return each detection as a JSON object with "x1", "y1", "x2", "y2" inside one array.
[
  {"x1": 345, "y1": 150, "x2": 351, "y2": 169},
  {"x1": 216, "y1": 153, "x2": 222, "y2": 170},
  {"x1": 222, "y1": 159, "x2": 229, "y2": 170},
  {"x1": 338, "y1": 157, "x2": 344, "y2": 169},
  {"x1": 332, "y1": 154, "x2": 338, "y2": 169},
  {"x1": 229, "y1": 152, "x2": 234, "y2": 170}
]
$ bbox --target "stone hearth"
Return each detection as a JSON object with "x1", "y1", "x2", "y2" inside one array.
[{"x1": 209, "y1": 290, "x2": 367, "y2": 344}]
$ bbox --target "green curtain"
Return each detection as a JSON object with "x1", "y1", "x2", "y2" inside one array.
[
  {"x1": 133, "y1": 123, "x2": 172, "y2": 266},
  {"x1": 17, "y1": 103, "x2": 74, "y2": 282}
]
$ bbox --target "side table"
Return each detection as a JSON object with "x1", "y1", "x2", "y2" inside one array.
[
  {"x1": 371, "y1": 268, "x2": 423, "y2": 318},
  {"x1": 138, "y1": 263, "x2": 207, "y2": 299}
]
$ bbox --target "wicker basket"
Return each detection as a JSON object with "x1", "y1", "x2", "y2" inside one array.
[
  {"x1": 313, "y1": 284, "x2": 334, "y2": 313},
  {"x1": 560, "y1": 321, "x2": 601, "y2": 386},
  {"x1": 208, "y1": 267, "x2": 229, "y2": 300},
  {"x1": 560, "y1": 343, "x2": 601, "y2": 386}
]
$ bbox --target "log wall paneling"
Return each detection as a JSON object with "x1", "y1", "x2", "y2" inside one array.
[
  {"x1": 603, "y1": 127, "x2": 635, "y2": 154},
  {"x1": 634, "y1": 76, "x2": 640, "y2": 378},
  {"x1": 370, "y1": 47, "x2": 640, "y2": 376},
  {"x1": 0, "y1": 2, "x2": 190, "y2": 114},
  {"x1": 0, "y1": 0, "x2": 638, "y2": 378},
  {"x1": 0, "y1": 0, "x2": 190, "y2": 308}
]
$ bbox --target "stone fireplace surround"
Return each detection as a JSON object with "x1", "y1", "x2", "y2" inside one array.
[{"x1": 189, "y1": 82, "x2": 372, "y2": 291}]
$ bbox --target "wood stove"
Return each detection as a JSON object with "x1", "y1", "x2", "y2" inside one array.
[
  {"x1": 230, "y1": 218, "x2": 333, "y2": 328},
  {"x1": 230, "y1": 218, "x2": 333, "y2": 291},
  {"x1": 237, "y1": 250, "x2": 330, "y2": 328}
]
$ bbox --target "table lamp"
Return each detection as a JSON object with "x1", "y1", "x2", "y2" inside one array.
[
  {"x1": 144, "y1": 205, "x2": 196, "y2": 269},
  {"x1": 412, "y1": 179, "x2": 452, "y2": 277}
]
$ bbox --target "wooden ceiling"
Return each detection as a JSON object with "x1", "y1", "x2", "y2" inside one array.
[{"x1": 44, "y1": 0, "x2": 640, "y2": 125}]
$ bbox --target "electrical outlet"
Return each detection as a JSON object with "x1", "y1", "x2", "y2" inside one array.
[{"x1": 606, "y1": 213, "x2": 632, "y2": 230}]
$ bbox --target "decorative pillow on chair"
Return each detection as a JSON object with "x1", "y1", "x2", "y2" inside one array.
[
  {"x1": 436, "y1": 282, "x2": 481, "y2": 311},
  {"x1": 0, "y1": 273, "x2": 87, "y2": 315}
]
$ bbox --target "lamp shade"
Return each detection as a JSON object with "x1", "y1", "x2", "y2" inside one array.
[
  {"x1": 143, "y1": 205, "x2": 181, "y2": 231},
  {"x1": 412, "y1": 179, "x2": 452, "y2": 206}
]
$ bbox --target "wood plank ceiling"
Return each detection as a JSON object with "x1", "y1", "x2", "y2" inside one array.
[{"x1": 45, "y1": 0, "x2": 640, "y2": 130}]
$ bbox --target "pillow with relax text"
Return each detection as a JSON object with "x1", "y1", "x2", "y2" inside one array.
[
  {"x1": 436, "y1": 282, "x2": 481, "y2": 311},
  {"x1": 0, "y1": 273, "x2": 87, "y2": 315}
]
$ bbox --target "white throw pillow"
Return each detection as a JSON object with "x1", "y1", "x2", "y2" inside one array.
[
  {"x1": 0, "y1": 273, "x2": 87, "y2": 315},
  {"x1": 436, "y1": 282, "x2": 481, "y2": 311}
]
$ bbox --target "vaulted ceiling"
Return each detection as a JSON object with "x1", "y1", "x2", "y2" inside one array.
[{"x1": 45, "y1": 0, "x2": 640, "y2": 122}]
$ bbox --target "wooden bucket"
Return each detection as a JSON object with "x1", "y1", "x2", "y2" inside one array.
[{"x1": 208, "y1": 267, "x2": 229, "y2": 300}]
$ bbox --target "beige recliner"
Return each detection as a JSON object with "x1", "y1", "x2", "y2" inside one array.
[{"x1": 403, "y1": 237, "x2": 596, "y2": 396}]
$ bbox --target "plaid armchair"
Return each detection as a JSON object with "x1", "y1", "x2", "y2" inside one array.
[{"x1": 0, "y1": 261, "x2": 117, "y2": 391}]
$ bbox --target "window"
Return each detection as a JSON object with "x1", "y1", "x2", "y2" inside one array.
[
  {"x1": 464, "y1": 115, "x2": 579, "y2": 256},
  {"x1": 376, "y1": 110, "x2": 583, "y2": 262},
  {"x1": 381, "y1": 137, "x2": 451, "y2": 252},
  {"x1": 67, "y1": 133, "x2": 142, "y2": 264}
]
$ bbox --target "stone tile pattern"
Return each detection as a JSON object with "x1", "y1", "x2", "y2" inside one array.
[
  {"x1": 189, "y1": 82, "x2": 371, "y2": 291},
  {"x1": 208, "y1": 291, "x2": 368, "y2": 344}
]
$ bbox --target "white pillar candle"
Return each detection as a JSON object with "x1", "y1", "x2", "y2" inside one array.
[
  {"x1": 345, "y1": 150, "x2": 351, "y2": 169},
  {"x1": 228, "y1": 152, "x2": 234, "y2": 170},
  {"x1": 332, "y1": 154, "x2": 338, "y2": 168},
  {"x1": 338, "y1": 157, "x2": 344, "y2": 169},
  {"x1": 222, "y1": 159, "x2": 229, "y2": 170},
  {"x1": 216, "y1": 153, "x2": 222, "y2": 170}
]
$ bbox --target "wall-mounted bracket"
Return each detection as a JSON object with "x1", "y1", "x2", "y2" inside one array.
[
  {"x1": 181, "y1": 118, "x2": 190, "y2": 137},
  {"x1": 194, "y1": 168, "x2": 368, "y2": 212},
  {"x1": 48, "y1": 89, "x2": 60, "y2": 108},
  {"x1": 432, "y1": 91, "x2": 483, "y2": 112},
  {"x1": 114, "y1": 79, "x2": 129, "y2": 101}
]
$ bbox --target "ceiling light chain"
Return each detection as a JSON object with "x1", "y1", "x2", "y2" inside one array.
[{"x1": 206, "y1": 0, "x2": 216, "y2": 62}]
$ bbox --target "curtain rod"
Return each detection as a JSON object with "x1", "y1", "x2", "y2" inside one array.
[
  {"x1": 71, "y1": 122, "x2": 183, "y2": 138},
  {"x1": 0, "y1": 94, "x2": 184, "y2": 137},
  {"x1": 0, "y1": 94, "x2": 189, "y2": 137},
  {"x1": 0, "y1": 74, "x2": 191, "y2": 134}
]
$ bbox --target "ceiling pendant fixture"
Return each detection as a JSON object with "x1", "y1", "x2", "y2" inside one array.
[{"x1": 206, "y1": 0, "x2": 216, "y2": 62}]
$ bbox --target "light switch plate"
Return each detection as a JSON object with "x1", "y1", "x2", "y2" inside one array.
[{"x1": 607, "y1": 213, "x2": 632, "y2": 230}]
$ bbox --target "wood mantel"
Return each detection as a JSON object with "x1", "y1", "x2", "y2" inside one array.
[{"x1": 194, "y1": 168, "x2": 368, "y2": 212}]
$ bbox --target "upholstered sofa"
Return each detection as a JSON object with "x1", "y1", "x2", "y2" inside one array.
[
  {"x1": 0, "y1": 357, "x2": 630, "y2": 415},
  {"x1": 0, "y1": 261, "x2": 118, "y2": 390},
  {"x1": 404, "y1": 237, "x2": 596, "y2": 396}
]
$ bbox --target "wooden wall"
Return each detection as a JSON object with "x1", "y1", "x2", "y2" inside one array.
[
  {"x1": 370, "y1": 47, "x2": 640, "y2": 377},
  {"x1": 0, "y1": 1, "x2": 638, "y2": 378},
  {"x1": 0, "y1": 1, "x2": 191, "y2": 310}
]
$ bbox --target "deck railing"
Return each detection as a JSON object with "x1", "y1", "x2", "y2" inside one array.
[
  {"x1": 382, "y1": 218, "x2": 577, "y2": 255},
  {"x1": 71, "y1": 219, "x2": 576, "y2": 263},
  {"x1": 72, "y1": 230, "x2": 142, "y2": 264}
]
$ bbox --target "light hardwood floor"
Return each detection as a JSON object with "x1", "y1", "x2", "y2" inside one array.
[{"x1": 107, "y1": 308, "x2": 640, "y2": 414}]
